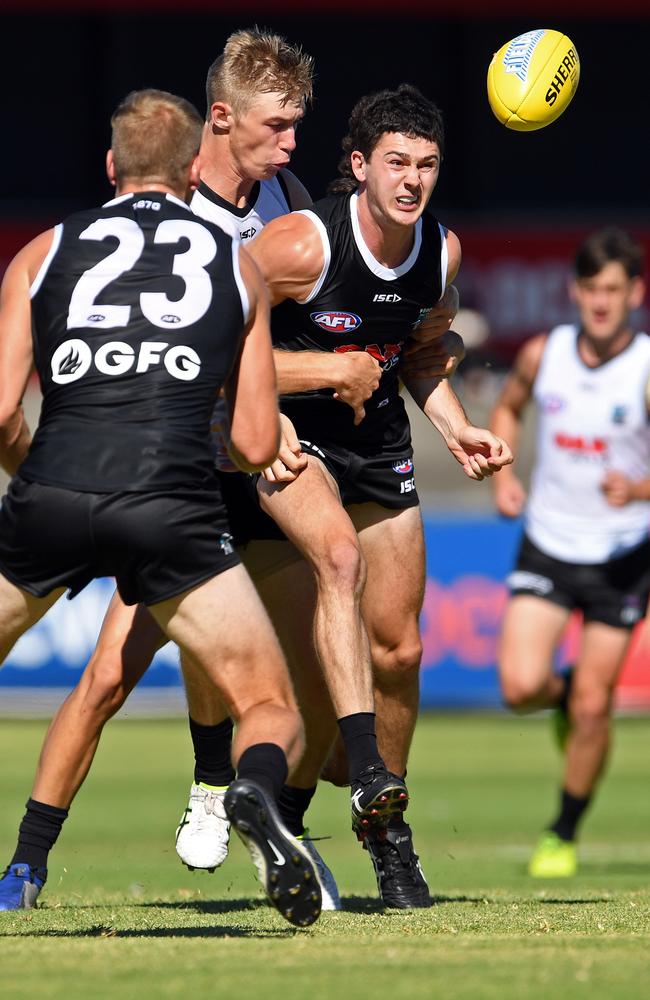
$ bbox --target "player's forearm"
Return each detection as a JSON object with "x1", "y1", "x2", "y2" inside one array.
[
  {"x1": 273, "y1": 349, "x2": 347, "y2": 394},
  {"x1": 489, "y1": 403, "x2": 522, "y2": 476},
  {"x1": 0, "y1": 406, "x2": 31, "y2": 475},
  {"x1": 627, "y1": 478, "x2": 650, "y2": 501},
  {"x1": 406, "y1": 375, "x2": 470, "y2": 445}
]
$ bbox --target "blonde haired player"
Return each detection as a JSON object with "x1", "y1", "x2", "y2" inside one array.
[{"x1": 491, "y1": 227, "x2": 650, "y2": 877}]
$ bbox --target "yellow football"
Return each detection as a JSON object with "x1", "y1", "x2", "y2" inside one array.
[{"x1": 487, "y1": 28, "x2": 580, "y2": 131}]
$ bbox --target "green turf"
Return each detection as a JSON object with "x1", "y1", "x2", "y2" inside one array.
[{"x1": 1, "y1": 713, "x2": 649, "y2": 999}]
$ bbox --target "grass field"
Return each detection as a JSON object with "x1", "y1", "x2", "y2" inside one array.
[{"x1": 1, "y1": 713, "x2": 649, "y2": 999}]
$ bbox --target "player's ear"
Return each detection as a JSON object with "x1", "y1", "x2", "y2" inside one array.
[
  {"x1": 350, "y1": 150, "x2": 366, "y2": 184},
  {"x1": 567, "y1": 277, "x2": 579, "y2": 305},
  {"x1": 210, "y1": 101, "x2": 232, "y2": 134},
  {"x1": 106, "y1": 149, "x2": 117, "y2": 187},
  {"x1": 628, "y1": 276, "x2": 646, "y2": 311}
]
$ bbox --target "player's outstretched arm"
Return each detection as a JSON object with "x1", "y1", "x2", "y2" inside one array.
[
  {"x1": 489, "y1": 334, "x2": 546, "y2": 515},
  {"x1": 224, "y1": 246, "x2": 280, "y2": 473},
  {"x1": 0, "y1": 230, "x2": 53, "y2": 474},
  {"x1": 407, "y1": 375, "x2": 512, "y2": 481}
]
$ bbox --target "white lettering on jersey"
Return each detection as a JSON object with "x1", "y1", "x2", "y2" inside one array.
[
  {"x1": 51, "y1": 340, "x2": 201, "y2": 384},
  {"x1": 67, "y1": 217, "x2": 217, "y2": 331}
]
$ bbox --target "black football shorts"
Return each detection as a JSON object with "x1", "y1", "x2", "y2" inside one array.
[
  {"x1": 507, "y1": 533, "x2": 650, "y2": 629},
  {"x1": 297, "y1": 438, "x2": 420, "y2": 509},
  {"x1": 0, "y1": 475, "x2": 240, "y2": 606}
]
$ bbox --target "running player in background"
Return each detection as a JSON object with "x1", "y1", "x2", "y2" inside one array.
[
  {"x1": 0, "y1": 88, "x2": 321, "y2": 927},
  {"x1": 491, "y1": 227, "x2": 650, "y2": 878}
]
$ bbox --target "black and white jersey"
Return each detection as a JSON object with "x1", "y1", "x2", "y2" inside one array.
[
  {"x1": 191, "y1": 175, "x2": 291, "y2": 243},
  {"x1": 21, "y1": 192, "x2": 248, "y2": 493},
  {"x1": 272, "y1": 191, "x2": 447, "y2": 443},
  {"x1": 191, "y1": 175, "x2": 292, "y2": 471}
]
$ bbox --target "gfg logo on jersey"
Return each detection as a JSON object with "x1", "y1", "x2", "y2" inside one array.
[
  {"x1": 51, "y1": 339, "x2": 201, "y2": 384},
  {"x1": 392, "y1": 458, "x2": 414, "y2": 474},
  {"x1": 310, "y1": 311, "x2": 362, "y2": 333}
]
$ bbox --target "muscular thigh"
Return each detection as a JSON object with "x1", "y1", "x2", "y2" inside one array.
[
  {"x1": 149, "y1": 563, "x2": 293, "y2": 716},
  {"x1": 498, "y1": 595, "x2": 571, "y2": 688},
  {"x1": 574, "y1": 620, "x2": 633, "y2": 701},
  {"x1": 348, "y1": 503, "x2": 425, "y2": 645}
]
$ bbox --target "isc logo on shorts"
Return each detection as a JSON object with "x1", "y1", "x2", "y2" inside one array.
[{"x1": 50, "y1": 339, "x2": 201, "y2": 384}]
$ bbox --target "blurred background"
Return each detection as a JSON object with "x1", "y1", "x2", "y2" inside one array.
[{"x1": 1, "y1": 0, "x2": 650, "y2": 711}]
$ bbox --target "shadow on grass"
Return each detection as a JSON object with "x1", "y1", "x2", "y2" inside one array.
[
  {"x1": 340, "y1": 894, "x2": 490, "y2": 912},
  {"x1": 0, "y1": 924, "x2": 295, "y2": 939}
]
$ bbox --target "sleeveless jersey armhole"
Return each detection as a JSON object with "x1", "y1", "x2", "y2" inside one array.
[
  {"x1": 294, "y1": 210, "x2": 331, "y2": 304},
  {"x1": 438, "y1": 222, "x2": 449, "y2": 293},
  {"x1": 232, "y1": 242, "x2": 251, "y2": 325},
  {"x1": 30, "y1": 224, "x2": 64, "y2": 299}
]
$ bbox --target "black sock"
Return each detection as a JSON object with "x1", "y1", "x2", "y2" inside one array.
[
  {"x1": 237, "y1": 743, "x2": 288, "y2": 802},
  {"x1": 10, "y1": 798, "x2": 68, "y2": 872},
  {"x1": 189, "y1": 716, "x2": 236, "y2": 786},
  {"x1": 549, "y1": 788, "x2": 591, "y2": 842},
  {"x1": 277, "y1": 785, "x2": 317, "y2": 837},
  {"x1": 337, "y1": 712, "x2": 383, "y2": 784}
]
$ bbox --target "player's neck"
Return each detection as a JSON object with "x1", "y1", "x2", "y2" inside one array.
[
  {"x1": 355, "y1": 191, "x2": 415, "y2": 269},
  {"x1": 200, "y1": 158, "x2": 256, "y2": 210},
  {"x1": 578, "y1": 325, "x2": 634, "y2": 366},
  {"x1": 116, "y1": 181, "x2": 187, "y2": 200}
]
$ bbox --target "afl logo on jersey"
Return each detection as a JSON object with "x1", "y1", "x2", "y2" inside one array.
[
  {"x1": 392, "y1": 458, "x2": 414, "y2": 475},
  {"x1": 310, "y1": 311, "x2": 362, "y2": 334}
]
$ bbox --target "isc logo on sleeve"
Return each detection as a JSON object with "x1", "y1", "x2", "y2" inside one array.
[{"x1": 51, "y1": 339, "x2": 201, "y2": 384}]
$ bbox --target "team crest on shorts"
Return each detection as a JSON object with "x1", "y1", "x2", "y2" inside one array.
[
  {"x1": 219, "y1": 532, "x2": 234, "y2": 556},
  {"x1": 392, "y1": 458, "x2": 414, "y2": 474}
]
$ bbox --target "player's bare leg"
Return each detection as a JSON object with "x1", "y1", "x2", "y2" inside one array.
[
  {"x1": 332, "y1": 503, "x2": 430, "y2": 908},
  {"x1": 149, "y1": 563, "x2": 321, "y2": 927},
  {"x1": 177, "y1": 546, "x2": 340, "y2": 904},
  {"x1": 259, "y1": 456, "x2": 373, "y2": 716},
  {"x1": 1, "y1": 588, "x2": 167, "y2": 910},
  {"x1": 0, "y1": 573, "x2": 66, "y2": 910},
  {"x1": 353, "y1": 504, "x2": 425, "y2": 776},
  {"x1": 32, "y1": 593, "x2": 165, "y2": 808},
  {"x1": 498, "y1": 596, "x2": 571, "y2": 710},
  {"x1": 0, "y1": 574, "x2": 63, "y2": 661},
  {"x1": 258, "y1": 456, "x2": 408, "y2": 837}
]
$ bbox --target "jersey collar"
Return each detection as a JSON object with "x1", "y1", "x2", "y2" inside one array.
[{"x1": 349, "y1": 190, "x2": 422, "y2": 281}]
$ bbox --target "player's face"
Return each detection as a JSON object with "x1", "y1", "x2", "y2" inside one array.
[
  {"x1": 352, "y1": 133, "x2": 441, "y2": 229},
  {"x1": 229, "y1": 92, "x2": 304, "y2": 181},
  {"x1": 570, "y1": 262, "x2": 645, "y2": 341}
]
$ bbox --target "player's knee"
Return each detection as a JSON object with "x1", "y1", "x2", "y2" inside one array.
[
  {"x1": 372, "y1": 634, "x2": 422, "y2": 690},
  {"x1": 500, "y1": 673, "x2": 541, "y2": 711},
  {"x1": 315, "y1": 535, "x2": 366, "y2": 595},
  {"x1": 570, "y1": 690, "x2": 611, "y2": 730},
  {"x1": 81, "y1": 653, "x2": 130, "y2": 718}
]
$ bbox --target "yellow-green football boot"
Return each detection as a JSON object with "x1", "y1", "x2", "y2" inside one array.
[{"x1": 528, "y1": 831, "x2": 577, "y2": 878}]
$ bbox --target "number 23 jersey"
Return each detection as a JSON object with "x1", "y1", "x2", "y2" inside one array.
[{"x1": 21, "y1": 192, "x2": 248, "y2": 493}]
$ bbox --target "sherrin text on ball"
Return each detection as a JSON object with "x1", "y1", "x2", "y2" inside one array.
[{"x1": 487, "y1": 28, "x2": 580, "y2": 131}]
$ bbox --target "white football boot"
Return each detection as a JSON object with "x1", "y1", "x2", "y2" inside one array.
[
  {"x1": 175, "y1": 783, "x2": 230, "y2": 871},
  {"x1": 297, "y1": 832, "x2": 342, "y2": 911}
]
